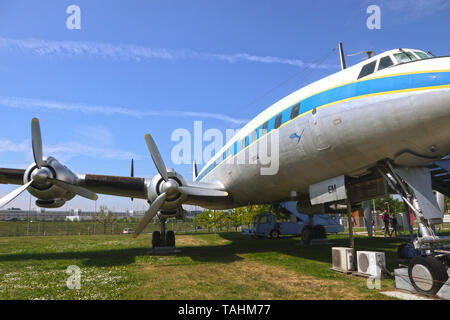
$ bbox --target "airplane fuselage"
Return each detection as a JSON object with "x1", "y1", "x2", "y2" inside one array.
[{"x1": 191, "y1": 49, "x2": 450, "y2": 209}]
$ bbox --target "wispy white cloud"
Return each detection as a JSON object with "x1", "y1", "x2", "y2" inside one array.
[
  {"x1": 45, "y1": 142, "x2": 141, "y2": 162},
  {"x1": 0, "y1": 138, "x2": 29, "y2": 153},
  {"x1": 0, "y1": 95, "x2": 249, "y2": 125},
  {"x1": 0, "y1": 136, "x2": 142, "y2": 164},
  {"x1": 0, "y1": 37, "x2": 337, "y2": 69}
]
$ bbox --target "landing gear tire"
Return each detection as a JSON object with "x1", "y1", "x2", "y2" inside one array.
[
  {"x1": 301, "y1": 226, "x2": 313, "y2": 245},
  {"x1": 313, "y1": 225, "x2": 326, "y2": 239},
  {"x1": 408, "y1": 256, "x2": 449, "y2": 297},
  {"x1": 166, "y1": 230, "x2": 175, "y2": 247},
  {"x1": 152, "y1": 231, "x2": 161, "y2": 248},
  {"x1": 270, "y1": 230, "x2": 279, "y2": 239}
]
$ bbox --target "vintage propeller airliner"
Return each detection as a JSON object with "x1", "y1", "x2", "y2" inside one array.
[{"x1": 1, "y1": 45, "x2": 450, "y2": 296}]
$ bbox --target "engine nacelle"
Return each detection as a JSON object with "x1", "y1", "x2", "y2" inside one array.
[
  {"x1": 36, "y1": 198, "x2": 67, "y2": 208},
  {"x1": 23, "y1": 156, "x2": 77, "y2": 207},
  {"x1": 147, "y1": 168, "x2": 187, "y2": 212}
]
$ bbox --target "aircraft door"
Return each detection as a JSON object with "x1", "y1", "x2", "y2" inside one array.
[{"x1": 308, "y1": 108, "x2": 331, "y2": 151}]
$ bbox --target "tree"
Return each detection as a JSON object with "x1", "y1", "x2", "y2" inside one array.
[
  {"x1": 93, "y1": 205, "x2": 116, "y2": 234},
  {"x1": 225, "y1": 208, "x2": 243, "y2": 232},
  {"x1": 374, "y1": 195, "x2": 405, "y2": 214},
  {"x1": 196, "y1": 210, "x2": 214, "y2": 232}
]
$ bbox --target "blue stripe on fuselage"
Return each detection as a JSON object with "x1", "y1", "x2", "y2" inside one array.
[{"x1": 196, "y1": 71, "x2": 450, "y2": 182}]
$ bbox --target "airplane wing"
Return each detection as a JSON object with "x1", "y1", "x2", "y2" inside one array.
[
  {"x1": 0, "y1": 168, "x2": 24, "y2": 185},
  {"x1": 0, "y1": 118, "x2": 229, "y2": 239},
  {"x1": 0, "y1": 168, "x2": 229, "y2": 201}
]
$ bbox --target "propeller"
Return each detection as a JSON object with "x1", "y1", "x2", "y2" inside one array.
[
  {"x1": 0, "y1": 118, "x2": 98, "y2": 209},
  {"x1": 133, "y1": 133, "x2": 228, "y2": 238},
  {"x1": 133, "y1": 192, "x2": 166, "y2": 238}
]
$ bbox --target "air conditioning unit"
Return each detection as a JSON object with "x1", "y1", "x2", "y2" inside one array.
[
  {"x1": 332, "y1": 247, "x2": 355, "y2": 272},
  {"x1": 357, "y1": 251, "x2": 386, "y2": 277}
]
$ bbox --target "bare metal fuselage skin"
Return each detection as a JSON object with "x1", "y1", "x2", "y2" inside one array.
[{"x1": 190, "y1": 53, "x2": 450, "y2": 209}]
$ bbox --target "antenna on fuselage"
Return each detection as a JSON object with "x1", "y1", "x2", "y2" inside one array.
[
  {"x1": 348, "y1": 51, "x2": 376, "y2": 59},
  {"x1": 339, "y1": 42, "x2": 346, "y2": 70}
]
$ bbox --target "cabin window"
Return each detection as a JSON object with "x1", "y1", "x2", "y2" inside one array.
[
  {"x1": 262, "y1": 121, "x2": 269, "y2": 134},
  {"x1": 378, "y1": 56, "x2": 394, "y2": 71},
  {"x1": 357, "y1": 60, "x2": 377, "y2": 79},
  {"x1": 290, "y1": 103, "x2": 300, "y2": 120},
  {"x1": 251, "y1": 130, "x2": 257, "y2": 143},
  {"x1": 414, "y1": 51, "x2": 430, "y2": 60},
  {"x1": 241, "y1": 137, "x2": 249, "y2": 149},
  {"x1": 274, "y1": 114, "x2": 282, "y2": 129},
  {"x1": 394, "y1": 52, "x2": 417, "y2": 64}
]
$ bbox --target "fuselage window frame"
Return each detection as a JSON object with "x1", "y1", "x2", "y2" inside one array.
[
  {"x1": 377, "y1": 56, "x2": 394, "y2": 71},
  {"x1": 274, "y1": 114, "x2": 282, "y2": 129},
  {"x1": 290, "y1": 103, "x2": 300, "y2": 120},
  {"x1": 357, "y1": 60, "x2": 377, "y2": 80}
]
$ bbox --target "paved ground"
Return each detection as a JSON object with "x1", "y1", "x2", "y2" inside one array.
[{"x1": 380, "y1": 291, "x2": 433, "y2": 300}]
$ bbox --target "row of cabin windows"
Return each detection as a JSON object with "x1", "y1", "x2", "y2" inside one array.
[{"x1": 198, "y1": 101, "x2": 302, "y2": 180}]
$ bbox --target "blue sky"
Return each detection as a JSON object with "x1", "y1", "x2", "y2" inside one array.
[{"x1": 0, "y1": 0, "x2": 449, "y2": 211}]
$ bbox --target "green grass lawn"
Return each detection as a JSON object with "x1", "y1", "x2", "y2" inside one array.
[{"x1": 0, "y1": 232, "x2": 411, "y2": 300}]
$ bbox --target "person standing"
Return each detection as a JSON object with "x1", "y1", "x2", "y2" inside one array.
[
  {"x1": 391, "y1": 213, "x2": 399, "y2": 237},
  {"x1": 382, "y1": 210, "x2": 390, "y2": 237}
]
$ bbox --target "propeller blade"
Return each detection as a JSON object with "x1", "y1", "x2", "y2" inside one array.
[
  {"x1": 131, "y1": 158, "x2": 134, "y2": 178},
  {"x1": 131, "y1": 159, "x2": 134, "y2": 201},
  {"x1": 0, "y1": 180, "x2": 33, "y2": 208},
  {"x1": 133, "y1": 192, "x2": 167, "y2": 238},
  {"x1": 49, "y1": 179, "x2": 98, "y2": 201},
  {"x1": 31, "y1": 118, "x2": 43, "y2": 169},
  {"x1": 178, "y1": 186, "x2": 228, "y2": 197},
  {"x1": 145, "y1": 134, "x2": 168, "y2": 182}
]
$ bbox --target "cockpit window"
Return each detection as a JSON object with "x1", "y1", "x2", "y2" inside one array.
[
  {"x1": 414, "y1": 51, "x2": 430, "y2": 59},
  {"x1": 394, "y1": 52, "x2": 417, "y2": 64},
  {"x1": 378, "y1": 56, "x2": 394, "y2": 71},
  {"x1": 357, "y1": 60, "x2": 377, "y2": 79}
]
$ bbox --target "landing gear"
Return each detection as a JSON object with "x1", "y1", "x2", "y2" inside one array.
[
  {"x1": 313, "y1": 225, "x2": 326, "y2": 239},
  {"x1": 376, "y1": 160, "x2": 450, "y2": 295},
  {"x1": 151, "y1": 217, "x2": 177, "y2": 251},
  {"x1": 408, "y1": 256, "x2": 449, "y2": 297},
  {"x1": 152, "y1": 231, "x2": 161, "y2": 248},
  {"x1": 166, "y1": 230, "x2": 175, "y2": 246},
  {"x1": 301, "y1": 226, "x2": 313, "y2": 245},
  {"x1": 301, "y1": 224, "x2": 327, "y2": 245}
]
